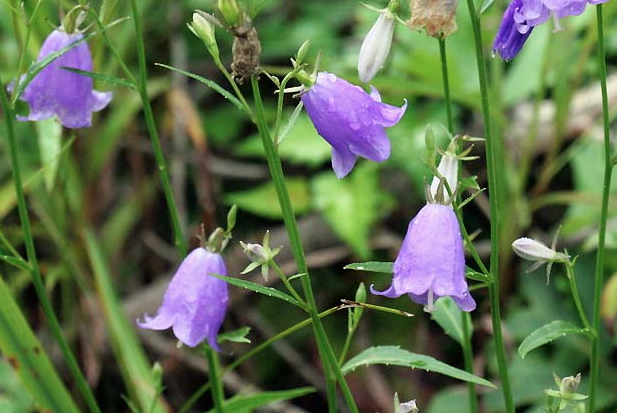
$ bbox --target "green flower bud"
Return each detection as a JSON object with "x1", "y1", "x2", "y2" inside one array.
[
  {"x1": 218, "y1": 0, "x2": 242, "y2": 27},
  {"x1": 189, "y1": 12, "x2": 219, "y2": 59}
]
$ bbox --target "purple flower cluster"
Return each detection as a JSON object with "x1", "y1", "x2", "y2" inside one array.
[
  {"x1": 15, "y1": 29, "x2": 112, "y2": 128},
  {"x1": 138, "y1": 248, "x2": 228, "y2": 349},
  {"x1": 371, "y1": 203, "x2": 476, "y2": 312},
  {"x1": 493, "y1": 0, "x2": 608, "y2": 60},
  {"x1": 301, "y1": 72, "x2": 406, "y2": 178}
]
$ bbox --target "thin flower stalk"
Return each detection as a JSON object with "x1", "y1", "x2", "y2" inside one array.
[
  {"x1": 251, "y1": 77, "x2": 359, "y2": 413},
  {"x1": 0, "y1": 71, "x2": 102, "y2": 413},
  {"x1": 589, "y1": 5, "x2": 611, "y2": 412},
  {"x1": 464, "y1": 0, "x2": 515, "y2": 411}
]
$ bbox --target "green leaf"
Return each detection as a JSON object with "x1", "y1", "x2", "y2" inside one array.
[
  {"x1": 313, "y1": 164, "x2": 386, "y2": 258},
  {"x1": 59, "y1": 67, "x2": 136, "y2": 89},
  {"x1": 344, "y1": 261, "x2": 393, "y2": 273},
  {"x1": 431, "y1": 297, "x2": 467, "y2": 345},
  {"x1": 0, "y1": 274, "x2": 80, "y2": 413},
  {"x1": 205, "y1": 387, "x2": 315, "y2": 413},
  {"x1": 84, "y1": 230, "x2": 168, "y2": 413},
  {"x1": 35, "y1": 118, "x2": 62, "y2": 192},
  {"x1": 218, "y1": 327, "x2": 251, "y2": 344},
  {"x1": 224, "y1": 179, "x2": 311, "y2": 219},
  {"x1": 155, "y1": 63, "x2": 244, "y2": 111},
  {"x1": 518, "y1": 320, "x2": 589, "y2": 359},
  {"x1": 235, "y1": 113, "x2": 332, "y2": 167},
  {"x1": 342, "y1": 346, "x2": 495, "y2": 388},
  {"x1": 208, "y1": 273, "x2": 301, "y2": 307}
]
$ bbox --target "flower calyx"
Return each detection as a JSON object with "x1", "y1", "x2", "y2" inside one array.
[{"x1": 239, "y1": 230, "x2": 282, "y2": 281}]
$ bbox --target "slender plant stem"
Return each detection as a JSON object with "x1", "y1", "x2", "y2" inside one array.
[
  {"x1": 564, "y1": 262, "x2": 592, "y2": 331},
  {"x1": 589, "y1": 5, "x2": 611, "y2": 412},
  {"x1": 205, "y1": 347, "x2": 225, "y2": 413},
  {"x1": 129, "y1": 0, "x2": 187, "y2": 256},
  {"x1": 271, "y1": 261, "x2": 308, "y2": 307},
  {"x1": 464, "y1": 1, "x2": 514, "y2": 411},
  {"x1": 0, "y1": 73, "x2": 102, "y2": 413},
  {"x1": 438, "y1": 37, "x2": 454, "y2": 132},
  {"x1": 251, "y1": 77, "x2": 358, "y2": 413},
  {"x1": 178, "y1": 305, "x2": 344, "y2": 413},
  {"x1": 438, "y1": 37, "x2": 478, "y2": 413},
  {"x1": 461, "y1": 312, "x2": 479, "y2": 413}
]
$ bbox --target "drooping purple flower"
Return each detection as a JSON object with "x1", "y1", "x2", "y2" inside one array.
[
  {"x1": 138, "y1": 247, "x2": 228, "y2": 349},
  {"x1": 15, "y1": 29, "x2": 112, "y2": 128},
  {"x1": 301, "y1": 72, "x2": 407, "y2": 178},
  {"x1": 493, "y1": 0, "x2": 608, "y2": 60},
  {"x1": 371, "y1": 203, "x2": 476, "y2": 312},
  {"x1": 492, "y1": 0, "x2": 534, "y2": 60}
]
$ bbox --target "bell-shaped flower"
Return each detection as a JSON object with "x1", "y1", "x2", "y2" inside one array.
[
  {"x1": 493, "y1": 0, "x2": 608, "y2": 60},
  {"x1": 15, "y1": 29, "x2": 112, "y2": 128},
  {"x1": 371, "y1": 203, "x2": 476, "y2": 312},
  {"x1": 138, "y1": 247, "x2": 229, "y2": 349},
  {"x1": 358, "y1": 10, "x2": 396, "y2": 83},
  {"x1": 301, "y1": 72, "x2": 407, "y2": 178}
]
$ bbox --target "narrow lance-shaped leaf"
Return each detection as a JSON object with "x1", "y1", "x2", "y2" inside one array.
[
  {"x1": 0, "y1": 274, "x2": 80, "y2": 413},
  {"x1": 342, "y1": 346, "x2": 495, "y2": 388}
]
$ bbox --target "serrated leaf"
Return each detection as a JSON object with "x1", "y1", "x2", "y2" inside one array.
[
  {"x1": 155, "y1": 63, "x2": 244, "y2": 111},
  {"x1": 342, "y1": 346, "x2": 495, "y2": 387},
  {"x1": 217, "y1": 327, "x2": 251, "y2": 344},
  {"x1": 344, "y1": 261, "x2": 393, "y2": 273},
  {"x1": 431, "y1": 297, "x2": 468, "y2": 345},
  {"x1": 224, "y1": 179, "x2": 311, "y2": 219},
  {"x1": 205, "y1": 387, "x2": 315, "y2": 413},
  {"x1": 59, "y1": 67, "x2": 136, "y2": 89},
  {"x1": 35, "y1": 118, "x2": 62, "y2": 192},
  {"x1": 518, "y1": 320, "x2": 588, "y2": 359},
  {"x1": 208, "y1": 273, "x2": 301, "y2": 307}
]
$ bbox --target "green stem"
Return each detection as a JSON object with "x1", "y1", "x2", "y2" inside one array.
[
  {"x1": 129, "y1": 0, "x2": 187, "y2": 256},
  {"x1": 464, "y1": 1, "x2": 514, "y2": 412},
  {"x1": 271, "y1": 261, "x2": 308, "y2": 308},
  {"x1": 564, "y1": 262, "x2": 592, "y2": 331},
  {"x1": 461, "y1": 312, "x2": 479, "y2": 413},
  {"x1": 0, "y1": 73, "x2": 101, "y2": 413},
  {"x1": 589, "y1": 5, "x2": 611, "y2": 412},
  {"x1": 178, "y1": 305, "x2": 343, "y2": 413},
  {"x1": 205, "y1": 347, "x2": 225, "y2": 413},
  {"x1": 438, "y1": 37, "x2": 454, "y2": 132},
  {"x1": 439, "y1": 37, "x2": 478, "y2": 413},
  {"x1": 251, "y1": 77, "x2": 358, "y2": 413}
]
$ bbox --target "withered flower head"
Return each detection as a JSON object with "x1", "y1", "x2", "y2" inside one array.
[{"x1": 407, "y1": 0, "x2": 459, "y2": 38}]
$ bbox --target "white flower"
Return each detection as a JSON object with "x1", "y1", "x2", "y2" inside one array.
[
  {"x1": 357, "y1": 11, "x2": 395, "y2": 83},
  {"x1": 396, "y1": 399, "x2": 419, "y2": 413}
]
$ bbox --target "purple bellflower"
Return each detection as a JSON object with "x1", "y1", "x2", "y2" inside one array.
[
  {"x1": 301, "y1": 72, "x2": 407, "y2": 178},
  {"x1": 493, "y1": 0, "x2": 608, "y2": 60},
  {"x1": 371, "y1": 203, "x2": 476, "y2": 312},
  {"x1": 138, "y1": 247, "x2": 228, "y2": 349},
  {"x1": 15, "y1": 29, "x2": 112, "y2": 128}
]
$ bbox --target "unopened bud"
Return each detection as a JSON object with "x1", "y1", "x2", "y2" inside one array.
[
  {"x1": 407, "y1": 0, "x2": 458, "y2": 38},
  {"x1": 218, "y1": 0, "x2": 242, "y2": 27},
  {"x1": 189, "y1": 12, "x2": 219, "y2": 59},
  {"x1": 358, "y1": 10, "x2": 396, "y2": 83},
  {"x1": 511, "y1": 238, "x2": 568, "y2": 263},
  {"x1": 559, "y1": 373, "x2": 581, "y2": 395},
  {"x1": 240, "y1": 242, "x2": 268, "y2": 263},
  {"x1": 396, "y1": 399, "x2": 419, "y2": 413},
  {"x1": 430, "y1": 152, "x2": 458, "y2": 203}
]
